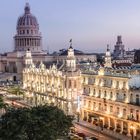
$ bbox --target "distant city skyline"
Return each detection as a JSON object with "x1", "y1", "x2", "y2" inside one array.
[{"x1": 0, "y1": 0, "x2": 140, "y2": 53}]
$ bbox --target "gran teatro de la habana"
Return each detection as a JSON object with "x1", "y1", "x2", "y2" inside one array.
[{"x1": 0, "y1": 3, "x2": 140, "y2": 139}]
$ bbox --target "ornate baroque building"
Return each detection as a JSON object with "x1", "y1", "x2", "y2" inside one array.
[{"x1": 23, "y1": 46, "x2": 82, "y2": 115}]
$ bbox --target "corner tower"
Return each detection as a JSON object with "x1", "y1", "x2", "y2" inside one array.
[{"x1": 14, "y1": 3, "x2": 42, "y2": 53}]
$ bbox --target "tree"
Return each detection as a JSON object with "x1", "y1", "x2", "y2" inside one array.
[{"x1": 0, "y1": 105, "x2": 73, "y2": 140}]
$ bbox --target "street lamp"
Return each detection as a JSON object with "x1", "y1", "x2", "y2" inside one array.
[{"x1": 130, "y1": 125, "x2": 135, "y2": 140}]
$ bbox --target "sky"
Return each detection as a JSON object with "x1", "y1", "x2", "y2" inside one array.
[{"x1": 0, "y1": 0, "x2": 140, "y2": 53}]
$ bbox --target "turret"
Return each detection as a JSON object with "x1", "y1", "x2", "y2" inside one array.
[
  {"x1": 104, "y1": 45, "x2": 112, "y2": 68},
  {"x1": 66, "y1": 39, "x2": 76, "y2": 71},
  {"x1": 24, "y1": 49, "x2": 33, "y2": 67}
]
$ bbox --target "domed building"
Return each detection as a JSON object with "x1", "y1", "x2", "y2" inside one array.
[
  {"x1": 0, "y1": 3, "x2": 96, "y2": 81},
  {"x1": 14, "y1": 3, "x2": 42, "y2": 52}
]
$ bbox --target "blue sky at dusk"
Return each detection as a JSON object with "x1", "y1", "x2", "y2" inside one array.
[{"x1": 0, "y1": 0, "x2": 140, "y2": 53}]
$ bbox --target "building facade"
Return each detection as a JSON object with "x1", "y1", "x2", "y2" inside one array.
[
  {"x1": 81, "y1": 67, "x2": 140, "y2": 138},
  {"x1": 23, "y1": 46, "x2": 82, "y2": 115}
]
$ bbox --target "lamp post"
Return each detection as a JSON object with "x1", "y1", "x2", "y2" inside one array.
[{"x1": 130, "y1": 125, "x2": 135, "y2": 140}]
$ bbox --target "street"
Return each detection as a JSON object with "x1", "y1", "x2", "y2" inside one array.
[{"x1": 74, "y1": 123, "x2": 118, "y2": 140}]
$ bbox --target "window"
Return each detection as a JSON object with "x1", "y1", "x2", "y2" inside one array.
[
  {"x1": 110, "y1": 92, "x2": 113, "y2": 99},
  {"x1": 136, "y1": 110, "x2": 139, "y2": 121},
  {"x1": 117, "y1": 93, "x2": 119, "y2": 100},
  {"x1": 99, "y1": 90, "x2": 101, "y2": 98},
  {"x1": 123, "y1": 82, "x2": 126, "y2": 89},
  {"x1": 117, "y1": 107, "x2": 120, "y2": 114},
  {"x1": 124, "y1": 94, "x2": 126, "y2": 100},
  {"x1": 99, "y1": 103, "x2": 102, "y2": 110},
  {"x1": 88, "y1": 101, "x2": 91, "y2": 108},
  {"x1": 27, "y1": 30, "x2": 29, "y2": 34},
  {"x1": 104, "y1": 104, "x2": 107, "y2": 111},
  {"x1": 84, "y1": 100, "x2": 86, "y2": 106},
  {"x1": 69, "y1": 80, "x2": 71, "y2": 88},
  {"x1": 93, "y1": 102, "x2": 96, "y2": 108},
  {"x1": 74, "y1": 81, "x2": 76, "y2": 88},
  {"x1": 136, "y1": 95, "x2": 139, "y2": 105},
  {"x1": 104, "y1": 91, "x2": 107, "y2": 98},
  {"x1": 93, "y1": 89, "x2": 95, "y2": 96},
  {"x1": 110, "y1": 106, "x2": 113, "y2": 112},
  {"x1": 123, "y1": 109, "x2": 126, "y2": 117},
  {"x1": 116, "y1": 81, "x2": 119, "y2": 88}
]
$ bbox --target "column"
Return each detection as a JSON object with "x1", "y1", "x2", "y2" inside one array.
[
  {"x1": 127, "y1": 123, "x2": 131, "y2": 136},
  {"x1": 120, "y1": 121, "x2": 123, "y2": 133},
  {"x1": 114, "y1": 120, "x2": 117, "y2": 131},
  {"x1": 107, "y1": 117, "x2": 110, "y2": 129},
  {"x1": 133, "y1": 125, "x2": 137, "y2": 137}
]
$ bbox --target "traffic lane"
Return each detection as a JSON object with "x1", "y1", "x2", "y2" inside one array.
[
  {"x1": 74, "y1": 123, "x2": 114, "y2": 140},
  {"x1": 75, "y1": 125, "x2": 99, "y2": 138}
]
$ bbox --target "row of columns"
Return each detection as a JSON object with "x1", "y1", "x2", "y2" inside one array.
[
  {"x1": 82, "y1": 111, "x2": 138, "y2": 137},
  {"x1": 15, "y1": 38, "x2": 41, "y2": 47}
]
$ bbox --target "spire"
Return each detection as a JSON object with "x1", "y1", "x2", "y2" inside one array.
[
  {"x1": 107, "y1": 44, "x2": 110, "y2": 51},
  {"x1": 24, "y1": 3, "x2": 30, "y2": 14},
  {"x1": 116, "y1": 35, "x2": 122, "y2": 44},
  {"x1": 69, "y1": 39, "x2": 73, "y2": 49}
]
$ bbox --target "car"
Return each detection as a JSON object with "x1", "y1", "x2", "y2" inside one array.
[
  {"x1": 69, "y1": 133, "x2": 83, "y2": 140},
  {"x1": 86, "y1": 137, "x2": 98, "y2": 140}
]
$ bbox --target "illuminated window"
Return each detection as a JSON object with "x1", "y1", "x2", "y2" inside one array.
[
  {"x1": 110, "y1": 92, "x2": 113, "y2": 99},
  {"x1": 110, "y1": 106, "x2": 113, "y2": 112},
  {"x1": 104, "y1": 104, "x2": 107, "y2": 111},
  {"x1": 117, "y1": 107, "x2": 120, "y2": 114},
  {"x1": 88, "y1": 101, "x2": 91, "y2": 108},
  {"x1": 123, "y1": 108, "x2": 126, "y2": 117}
]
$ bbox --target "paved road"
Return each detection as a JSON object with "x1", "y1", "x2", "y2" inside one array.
[{"x1": 74, "y1": 123, "x2": 117, "y2": 140}]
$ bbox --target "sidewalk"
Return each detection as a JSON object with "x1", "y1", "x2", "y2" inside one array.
[{"x1": 75, "y1": 120, "x2": 131, "y2": 140}]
